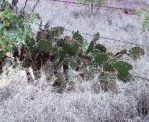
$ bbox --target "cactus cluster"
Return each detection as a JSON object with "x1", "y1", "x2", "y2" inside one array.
[
  {"x1": 22, "y1": 23, "x2": 145, "y2": 84},
  {"x1": 0, "y1": 0, "x2": 145, "y2": 93}
]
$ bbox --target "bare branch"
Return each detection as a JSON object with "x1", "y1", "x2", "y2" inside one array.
[
  {"x1": 22, "y1": 0, "x2": 28, "y2": 11},
  {"x1": 31, "y1": 0, "x2": 40, "y2": 12},
  {"x1": 12, "y1": 0, "x2": 18, "y2": 7}
]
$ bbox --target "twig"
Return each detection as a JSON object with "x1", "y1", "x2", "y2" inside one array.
[
  {"x1": 91, "y1": 1, "x2": 93, "y2": 15},
  {"x1": 31, "y1": 0, "x2": 40, "y2": 12},
  {"x1": 22, "y1": 0, "x2": 28, "y2": 11}
]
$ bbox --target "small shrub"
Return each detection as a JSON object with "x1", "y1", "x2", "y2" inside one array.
[
  {"x1": 0, "y1": 1, "x2": 37, "y2": 71},
  {"x1": 137, "y1": 9, "x2": 149, "y2": 31}
]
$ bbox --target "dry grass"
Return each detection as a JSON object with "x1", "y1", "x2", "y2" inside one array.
[{"x1": 0, "y1": 68, "x2": 149, "y2": 121}]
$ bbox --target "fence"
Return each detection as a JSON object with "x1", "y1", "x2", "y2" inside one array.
[{"x1": 47, "y1": 0, "x2": 149, "y2": 11}]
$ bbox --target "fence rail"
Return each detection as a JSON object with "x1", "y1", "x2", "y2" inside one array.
[
  {"x1": 48, "y1": 0, "x2": 149, "y2": 11},
  {"x1": 64, "y1": 28, "x2": 149, "y2": 49}
]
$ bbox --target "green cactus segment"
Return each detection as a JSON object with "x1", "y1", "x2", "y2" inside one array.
[
  {"x1": 56, "y1": 48, "x2": 65, "y2": 63},
  {"x1": 143, "y1": 16, "x2": 149, "y2": 31},
  {"x1": 38, "y1": 40, "x2": 52, "y2": 53},
  {"x1": 117, "y1": 71, "x2": 132, "y2": 82},
  {"x1": 50, "y1": 27, "x2": 64, "y2": 38},
  {"x1": 94, "y1": 44, "x2": 107, "y2": 53},
  {"x1": 64, "y1": 43, "x2": 79, "y2": 56},
  {"x1": 128, "y1": 46, "x2": 145, "y2": 60},
  {"x1": 113, "y1": 61, "x2": 133, "y2": 73},
  {"x1": 57, "y1": 39, "x2": 63, "y2": 46},
  {"x1": 25, "y1": 38, "x2": 35, "y2": 47},
  {"x1": 73, "y1": 31, "x2": 84, "y2": 46},
  {"x1": 94, "y1": 53, "x2": 109, "y2": 65},
  {"x1": 86, "y1": 41, "x2": 94, "y2": 54},
  {"x1": 30, "y1": 47, "x2": 38, "y2": 58},
  {"x1": 60, "y1": 37, "x2": 80, "y2": 56},
  {"x1": 113, "y1": 61, "x2": 133, "y2": 81},
  {"x1": 0, "y1": 51, "x2": 4, "y2": 61}
]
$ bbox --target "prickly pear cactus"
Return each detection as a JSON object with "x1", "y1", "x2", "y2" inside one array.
[{"x1": 128, "y1": 46, "x2": 145, "y2": 60}]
